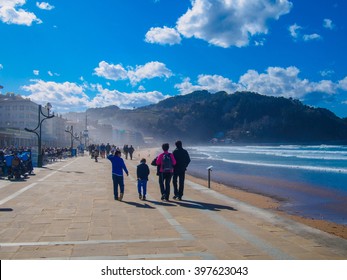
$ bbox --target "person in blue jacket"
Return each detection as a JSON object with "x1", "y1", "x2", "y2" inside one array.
[{"x1": 107, "y1": 150, "x2": 129, "y2": 201}]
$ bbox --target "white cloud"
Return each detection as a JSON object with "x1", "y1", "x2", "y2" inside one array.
[
  {"x1": 0, "y1": 0, "x2": 42, "y2": 26},
  {"x1": 312, "y1": 79, "x2": 337, "y2": 94},
  {"x1": 128, "y1": 61, "x2": 172, "y2": 85},
  {"x1": 36, "y1": 2, "x2": 54, "y2": 10},
  {"x1": 288, "y1": 23, "x2": 301, "y2": 39},
  {"x1": 176, "y1": 66, "x2": 347, "y2": 99},
  {"x1": 138, "y1": 85, "x2": 146, "y2": 91},
  {"x1": 33, "y1": 69, "x2": 39, "y2": 75},
  {"x1": 320, "y1": 69, "x2": 334, "y2": 77},
  {"x1": 175, "y1": 77, "x2": 205, "y2": 95},
  {"x1": 174, "y1": 0, "x2": 293, "y2": 48},
  {"x1": 145, "y1": 26, "x2": 182, "y2": 45},
  {"x1": 47, "y1": 70, "x2": 59, "y2": 77},
  {"x1": 238, "y1": 66, "x2": 331, "y2": 98},
  {"x1": 0, "y1": 63, "x2": 3, "y2": 70},
  {"x1": 94, "y1": 61, "x2": 128, "y2": 81},
  {"x1": 289, "y1": 23, "x2": 322, "y2": 42},
  {"x1": 303, "y1": 33, "x2": 322, "y2": 41},
  {"x1": 175, "y1": 74, "x2": 237, "y2": 95},
  {"x1": 90, "y1": 85, "x2": 169, "y2": 109},
  {"x1": 323, "y1": 18, "x2": 334, "y2": 30},
  {"x1": 338, "y1": 77, "x2": 347, "y2": 91},
  {"x1": 94, "y1": 61, "x2": 173, "y2": 85},
  {"x1": 21, "y1": 80, "x2": 90, "y2": 112},
  {"x1": 21, "y1": 79, "x2": 170, "y2": 112}
]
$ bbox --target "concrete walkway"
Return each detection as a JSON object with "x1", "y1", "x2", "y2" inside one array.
[{"x1": 1, "y1": 155, "x2": 347, "y2": 260}]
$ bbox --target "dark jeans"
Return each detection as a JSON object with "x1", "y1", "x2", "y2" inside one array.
[
  {"x1": 112, "y1": 174, "x2": 124, "y2": 199},
  {"x1": 159, "y1": 172, "x2": 172, "y2": 200},
  {"x1": 173, "y1": 171, "x2": 186, "y2": 198},
  {"x1": 137, "y1": 179, "x2": 148, "y2": 196}
]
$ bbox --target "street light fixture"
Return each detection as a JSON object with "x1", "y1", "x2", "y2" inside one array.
[
  {"x1": 65, "y1": 125, "x2": 80, "y2": 156},
  {"x1": 25, "y1": 103, "x2": 55, "y2": 167},
  {"x1": 65, "y1": 125, "x2": 74, "y2": 152}
]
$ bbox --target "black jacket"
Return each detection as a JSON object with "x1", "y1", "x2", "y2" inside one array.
[
  {"x1": 173, "y1": 148, "x2": 191, "y2": 173},
  {"x1": 137, "y1": 162, "x2": 150, "y2": 180}
]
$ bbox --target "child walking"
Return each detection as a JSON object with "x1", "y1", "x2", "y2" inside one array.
[{"x1": 137, "y1": 158, "x2": 150, "y2": 200}]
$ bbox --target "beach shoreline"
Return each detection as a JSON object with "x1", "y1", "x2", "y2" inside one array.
[
  {"x1": 138, "y1": 147, "x2": 347, "y2": 240},
  {"x1": 185, "y1": 173, "x2": 347, "y2": 240}
]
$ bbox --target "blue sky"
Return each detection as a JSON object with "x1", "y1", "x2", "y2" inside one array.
[{"x1": 0, "y1": 0, "x2": 347, "y2": 117}]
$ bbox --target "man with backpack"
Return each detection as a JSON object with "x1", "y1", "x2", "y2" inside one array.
[{"x1": 156, "y1": 143, "x2": 176, "y2": 201}]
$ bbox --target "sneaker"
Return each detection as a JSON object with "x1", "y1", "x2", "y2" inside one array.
[
  {"x1": 139, "y1": 194, "x2": 142, "y2": 200},
  {"x1": 119, "y1": 193, "x2": 124, "y2": 201},
  {"x1": 178, "y1": 197, "x2": 182, "y2": 201},
  {"x1": 173, "y1": 196, "x2": 178, "y2": 200},
  {"x1": 142, "y1": 195, "x2": 146, "y2": 201},
  {"x1": 114, "y1": 197, "x2": 118, "y2": 200}
]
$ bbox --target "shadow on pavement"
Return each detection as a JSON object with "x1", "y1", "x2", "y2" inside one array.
[
  {"x1": 0, "y1": 208, "x2": 13, "y2": 212},
  {"x1": 173, "y1": 199, "x2": 237, "y2": 212},
  {"x1": 43, "y1": 167, "x2": 85, "y2": 174},
  {"x1": 123, "y1": 201, "x2": 156, "y2": 209}
]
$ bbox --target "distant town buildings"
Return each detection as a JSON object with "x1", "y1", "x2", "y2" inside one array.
[
  {"x1": 0, "y1": 93, "x2": 69, "y2": 147},
  {"x1": 0, "y1": 92, "x2": 145, "y2": 148}
]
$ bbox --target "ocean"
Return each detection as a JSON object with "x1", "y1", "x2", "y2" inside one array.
[{"x1": 186, "y1": 145, "x2": 347, "y2": 225}]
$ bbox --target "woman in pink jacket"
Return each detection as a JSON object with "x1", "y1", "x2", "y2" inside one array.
[{"x1": 156, "y1": 143, "x2": 176, "y2": 201}]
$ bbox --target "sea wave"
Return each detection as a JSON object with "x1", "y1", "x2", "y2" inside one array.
[
  {"x1": 188, "y1": 145, "x2": 347, "y2": 174},
  {"x1": 189, "y1": 145, "x2": 347, "y2": 161},
  {"x1": 220, "y1": 158, "x2": 347, "y2": 174}
]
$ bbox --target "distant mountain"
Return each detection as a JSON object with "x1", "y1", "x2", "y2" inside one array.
[{"x1": 66, "y1": 91, "x2": 347, "y2": 144}]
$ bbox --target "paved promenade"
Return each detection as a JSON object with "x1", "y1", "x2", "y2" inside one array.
[{"x1": 1, "y1": 154, "x2": 347, "y2": 260}]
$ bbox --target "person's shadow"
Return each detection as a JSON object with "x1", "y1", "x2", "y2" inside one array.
[
  {"x1": 172, "y1": 199, "x2": 237, "y2": 212},
  {"x1": 145, "y1": 199, "x2": 178, "y2": 207},
  {"x1": 0, "y1": 208, "x2": 13, "y2": 212},
  {"x1": 123, "y1": 201, "x2": 156, "y2": 209},
  {"x1": 122, "y1": 199, "x2": 237, "y2": 212}
]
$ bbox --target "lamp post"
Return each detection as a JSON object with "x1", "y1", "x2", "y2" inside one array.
[
  {"x1": 25, "y1": 103, "x2": 54, "y2": 167},
  {"x1": 65, "y1": 125, "x2": 80, "y2": 157},
  {"x1": 65, "y1": 125, "x2": 74, "y2": 152}
]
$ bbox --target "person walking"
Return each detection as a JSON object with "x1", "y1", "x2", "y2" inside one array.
[
  {"x1": 106, "y1": 143, "x2": 111, "y2": 155},
  {"x1": 136, "y1": 158, "x2": 150, "y2": 200},
  {"x1": 123, "y1": 145, "x2": 129, "y2": 160},
  {"x1": 107, "y1": 150, "x2": 129, "y2": 201},
  {"x1": 128, "y1": 145, "x2": 135, "y2": 160},
  {"x1": 151, "y1": 156, "x2": 162, "y2": 199},
  {"x1": 156, "y1": 143, "x2": 176, "y2": 201},
  {"x1": 93, "y1": 147, "x2": 99, "y2": 162},
  {"x1": 172, "y1": 140, "x2": 191, "y2": 201}
]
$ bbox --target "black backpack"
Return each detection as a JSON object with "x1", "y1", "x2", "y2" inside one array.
[{"x1": 162, "y1": 153, "x2": 173, "y2": 173}]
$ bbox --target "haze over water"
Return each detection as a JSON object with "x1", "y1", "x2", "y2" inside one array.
[{"x1": 187, "y1": 145, "x2": 347, "y2": 225}]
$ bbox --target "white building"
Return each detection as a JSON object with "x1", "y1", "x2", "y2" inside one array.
[{"x1": 0, "y1": 93, "x2": 69, "y2": 148}]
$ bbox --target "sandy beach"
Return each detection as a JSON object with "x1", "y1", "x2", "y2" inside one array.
[
  {"x1": 138, "y1": 147, "x2": 347, "y2": 240},
  {"x1": 185, "y1": 174, "x2": 347, "y2": 240}
]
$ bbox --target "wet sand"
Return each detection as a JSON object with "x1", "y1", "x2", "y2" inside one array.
[
  {"x1": 185, "y1": 174, "x2": 347, "y2": 240},
  {"x1": 137, "y1": 148, "x2": 347, "y2": 240}
]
